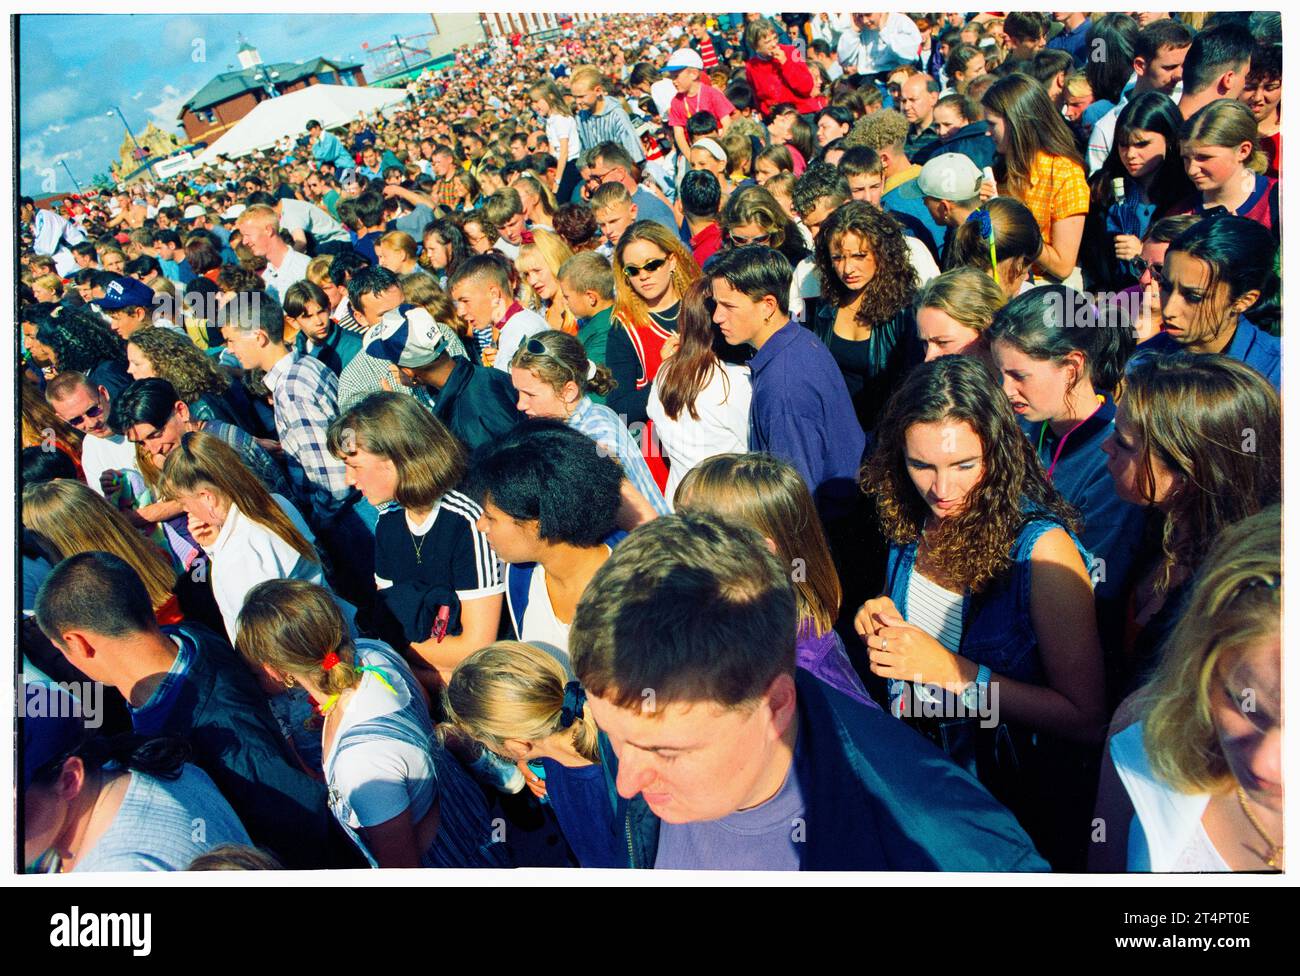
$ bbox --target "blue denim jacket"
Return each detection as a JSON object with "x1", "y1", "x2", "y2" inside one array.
[{"x1": 883, "y1": 512, "x2": 1092, "y2": 702}]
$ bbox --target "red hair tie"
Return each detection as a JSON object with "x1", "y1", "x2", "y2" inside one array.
[{"x1": 322, "y1": 651, "x2": 341, "y2": 671}]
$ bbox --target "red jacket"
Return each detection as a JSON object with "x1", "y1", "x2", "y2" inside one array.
[{"x1": 745, "y1": 45, "x2": 826, "y2": 117}]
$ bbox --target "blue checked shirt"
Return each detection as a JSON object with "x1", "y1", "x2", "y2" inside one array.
[
  {"x1": 264, "y1": 351, "x2": 351, "y2": 516},
  {"x1": 567, "y1": 396, "x2": 670, "y2": 516}
]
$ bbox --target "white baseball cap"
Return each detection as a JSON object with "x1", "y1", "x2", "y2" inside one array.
[{"x1": 664, "y1": 48, "x2": 705, "y2": 73}]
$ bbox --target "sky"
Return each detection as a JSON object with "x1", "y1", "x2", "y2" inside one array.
[{"x1": 17, "y1": 12, "x2": 442, "y2": 196}]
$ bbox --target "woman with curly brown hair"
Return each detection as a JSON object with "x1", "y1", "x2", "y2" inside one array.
[
  {"x1": 125, "y1": 327, "x2": 268, "y2": 437},
  {"x1": 855, "y1": 354, "x2": 1105, "y2": 868},
  {"x1": 811, "y1": 201, "x2": 920, "y2": 433}
]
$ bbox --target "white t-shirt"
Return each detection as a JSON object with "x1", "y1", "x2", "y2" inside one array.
[
  {"x1": 262, "y1": 248, "x2": 311, "y2": 304},
  {"x1": 906, "y1": 236, "x2": 940, "y2": 285},
  {"x1": 647, "y1": 361, "x2": 753, "y2": 508},
  {"x1": 205, "y1": 495, "x2": 329, "y2": 644},
  {"x1": 650, "y1": 79, "x2": 678, "y2": 119},
  {"x1": 520, "y1": 563, "x2": 573, "y2": 657},
  {"x1": 81, "y1": 434, "x2": 141, "y2": 497},
  {"x1": 546, "y1": 113, "x2": 580, "y2": 162},
  {"x1": 495, "y1": 306, "x2": 550, "y2": 373}
]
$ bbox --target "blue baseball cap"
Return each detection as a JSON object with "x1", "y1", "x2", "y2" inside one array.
[
  {"x1": 23, "y1": 684, "x2": 87, "y2": 788},
  {"x1": 96, "y1": 275, "x2": 156, "y2": 311},
  {"x1": 365, "y1": 304, "x2": 451, "y2": 368}
]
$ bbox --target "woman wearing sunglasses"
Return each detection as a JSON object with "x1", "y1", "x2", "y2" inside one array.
[
  {"x1": 608, "y1": 221, "x2": 702, "y2": 491},
  {"x1": 719, "y1": 184, "x2": 817, "y2": 324},
  {"x1": 510, "y1": 331, "x2": 668, "y2": 527}
]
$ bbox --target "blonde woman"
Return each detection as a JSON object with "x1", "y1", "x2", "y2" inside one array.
[
  {"x1": 515, "y1": 230, "x2": 578, "y2": 335},
  {"x1": 235, "y1": 579, "x2": 509, "y2": 869},
  {"x1": 1092, "y1": 506, "x2": 1281, "y2": 872},
  {"x1": 31, "y1": 273, "x2": 64, "y2": 304},
  {"x1": 160, "y1": 430, "x2": 333, "y2": 644},
  {"x1": 608, "y1": 220, "x2": 702, "y2": 428},
  {"x1": 913, "y1": 267, "x2": 1005, "y2": 365},
  {"x1": 513, "y1": 175, "x2": 558, "y2": 232},
  {"x1": 444, "y1": 640, "x2": 622, "y2": 867},
  {"x1": 677, "y1": 454, "x2": 874, "y2": 708},
  {"x1": 23, "y1": 478, "x2": 183, "y2": 625},
  {"x1": 375, "y1": 230, "x2": 427, "y2": 278},
  {"x1": 1168, "y1": 100, "x2": 1278, "y2": 235}
]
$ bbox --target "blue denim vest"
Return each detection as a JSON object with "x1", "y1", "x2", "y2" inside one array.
[{"x1": 884, "y1": 513, "x2": 1092, "y2": 695}]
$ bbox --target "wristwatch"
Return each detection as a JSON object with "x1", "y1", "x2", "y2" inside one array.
[{"x1": 962, "y1": 664, "x2": 991, "y2": 712}]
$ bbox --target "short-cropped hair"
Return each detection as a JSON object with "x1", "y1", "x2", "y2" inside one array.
[
  {"x1": 707, "y1": 245, "x2": 793, "y2": 315},
  {"x1": 35, "y1": 551, "x2": 156, "y2": 641},
  {"x1": 569, "y1": 511, "x2": 797, "y2": 710},
  {"x1": 557, "y1": 251, "x2": 615, "y2": 300}
]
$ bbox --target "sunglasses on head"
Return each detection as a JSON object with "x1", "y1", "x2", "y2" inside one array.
[
  {"x1": 623, "y1": 256, "x2": 669, "y2": 278},
  {"x1": 525, "y1": 336, "x2": 552, "y2": 356},
  {"x1": 64, "y1": 402, "x2": 105, "y2": 429}
]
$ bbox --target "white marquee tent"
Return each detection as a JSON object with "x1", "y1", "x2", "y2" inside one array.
[{"x1": 194, "y1": 84, "x2": 411, "y2": 164}]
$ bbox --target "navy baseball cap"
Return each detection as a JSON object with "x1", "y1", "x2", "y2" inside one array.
[
  {"x1": 23, "y1": 684, "x2": 87, "y2": 787},
  {"x1": 96, "y1": 275, "x2": 156, "y2": 311},
  {"x1": 365, "y1": 304, "x2": 451, "y2": 368}
]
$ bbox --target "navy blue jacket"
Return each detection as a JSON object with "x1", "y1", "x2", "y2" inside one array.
[
  {"x1": 600, "y1": 669, "x2": 1049, "y2": 871},
  {"x1": 1136, "y1": 318, "x2": 1280, "y2": 390},
  {"x1": 915, "y1": 120, "x2": 996, "y2": 171}
]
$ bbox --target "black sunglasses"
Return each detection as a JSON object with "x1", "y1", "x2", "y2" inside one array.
[
  {"x1": 1132, "y1": 256, "x2": 1163, "y2": 279},
  {"x1": 63, "y1": 401, "x2": 105, "y2": 429},
  {"x1": 623, "y1": 256, "x2": 669, "y2": 278}
]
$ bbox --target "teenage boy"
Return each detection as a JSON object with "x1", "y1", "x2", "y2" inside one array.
[
  {"x1": 283, "y1": 279, "x2": 362, "y2": 379},
  {"x1": 708, "y1": 245, "x2": 863, "y2": 516},
  {"x1": 96, "y1": 275, "x2": 160, "y2": 341},
  {"x1": 365, "y1": 304, "x2": 523, "y2": 453},
  {"x1": 680, "y1": 169, "x2": 723, "y2": 266},
  {"x1": 665, "y1": 48, "x2": 736, "y2": 157},
  {"x1": 567, "y1": 511, "x2": 1048, "y2": 871},
  {"x1": 897, "y1": 153, "x2": 986, "y2": 270},
  {"x1": 557, "y1": 252, "x2": 617, "y2": 397},
  {"x1": 588, "y1": 143, "x2": 680, "y2": 236},
  {"x1": 448, "y1": 254, "x2": 549, "y2": 372},
  {"x1": 571, "y1": 65, "x2": 645, "y2": 163}
]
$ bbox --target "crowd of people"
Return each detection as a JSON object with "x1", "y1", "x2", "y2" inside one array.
[{"x1": 19, "y1": 10, "x2": 1282, "y2": 874}]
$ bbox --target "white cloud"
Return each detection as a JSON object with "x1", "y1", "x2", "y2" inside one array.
[
  {"x1": 21, "y1": 134, "x2": 86, "y2": 180},
  {"x1": 43, "y1": 122, "x2": 67, "y2": 136},
  {"x1": 23, "y1": 85, "x2": 81, "y2": 129},
  {"x1": 132, "y1": 90, "x2": 145, "y2": 100},
  {"x1": 145, "y1": 84, "x2": 189, "y2": 130}
]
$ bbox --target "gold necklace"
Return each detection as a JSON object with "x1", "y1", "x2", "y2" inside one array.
[
  {"x1": 1236, "y1": 787, "x2": 1283, "y2": 869},
  {"x1": 409, "y1": 510, "x2": 432, "y2": 564}
]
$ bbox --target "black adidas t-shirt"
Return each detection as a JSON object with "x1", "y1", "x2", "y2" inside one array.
[{"x1": 373, "y1": 490, "x2": 504, "y2": 647}]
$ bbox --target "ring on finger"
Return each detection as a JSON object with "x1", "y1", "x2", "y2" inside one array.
[{"x1": 881, "y1": 636, "x2": 888, "y2": 652}]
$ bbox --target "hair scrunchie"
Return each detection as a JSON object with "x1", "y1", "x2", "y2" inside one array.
[
  {"x1": 586, "y1": 360, "x2": 598, "y2": 382},
  {"x1": 559, "y1": 680, "x2": 587, "y2": 729}
]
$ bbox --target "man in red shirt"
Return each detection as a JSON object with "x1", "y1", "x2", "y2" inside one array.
[
  {"x1": 666, "y1": 48, "x2": 736, "y2": 157},
  {"x1": 681, "y1": 170, "x2": 723, "y2": 267}
]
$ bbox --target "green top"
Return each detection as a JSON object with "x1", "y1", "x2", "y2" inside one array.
[{"x1": 577, "y1": 304, "x2": 615, "y2": 407}]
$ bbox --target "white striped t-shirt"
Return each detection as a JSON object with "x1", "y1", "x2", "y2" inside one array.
[{"x1": 905, "y1": 569, "x2": 964, "y2": 653}]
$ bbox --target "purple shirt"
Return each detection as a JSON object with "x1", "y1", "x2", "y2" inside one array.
[
  {"x1": 747, "y1": 320, "x2": 866, "y2": 516},
  {"x1": 654, "y1": 733, "x2": 806, "y2": 871},
  {"x1": 797, "y1": 622, "x2": 878, "y2": 710}
]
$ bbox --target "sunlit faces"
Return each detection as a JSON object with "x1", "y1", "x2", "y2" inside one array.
[
  {"x1": 799, "y1": 197, "x2": 839, "y2": 238},
  {"x1": 1181, "y1": 140, "x2": 1252, "y2": 193},
  {"x1": 517, "y1": 255, "x2": 559, "y2": 302},
  {"x1": 106, "y1": 307, "x2": 148, "y2": 340},
  {"x1": 353, "y1": 284, "x2": 403, "y2": 329},
  {"x1": 125, "y1": 411, "x2": 186, "y2": 468},
  {"x1": 1157, "y1": 250, "x2": 1248, "y2": 346},
  {"x1": 558, "y1": 279, "x2": 600, "y2": 320},
  {"x1": 817, "y1": 114, "x2": 850, "y2": 145},
  {"x1": 985, "y1": 110, "x2": 1009, "y2": 154},
  {"x1": 917, "y1": 307, "x2": 985, "y2": 362},
  {"x1": 754, "y1": 31, "x2": 781, "y2": 61},
  {"x1": 339, "y1": 445, "x2": 399, "y2": 507},
  {"x1": 593, "y1": 201, "x2": 636, "y2": 248},
  {"x1": 689, "y1": 146, "x2": 727, "y2": 180},
  {"x1": 903, "y1": 419, "x2": 985, "y2": 519},
  {"x1": 219, "y1": 325, "x2": 265, "y2": 370},
  {"x1": 766, "y1": 111, "x2": 795, "y2": 145},
  {"x1": 422, "y1": 233, "x2": 453, "y2": 271},
  {"x1": 727, "y1": 221, "x2": 772, "y2": 248},
  {"x1": 953, "y1": 53, "x2": 986, "y2": 88},
  {"x1": 711, "y1": 275, "x2": 774, "y2": 346},
  {"x1": 450, "y1": 279, "x2": 500, "y2": 332},
  {"x1": 932, "y1": 102, "x2": 967, "y2": 139},
  {"x1": 1101, "y1": 400, "x2": 1180, "y2": 508},
  {"x1": 671, "y1": 66, "x2": 701, "y2": 95},
  {"x1": 586, "y1": 681, "x2": 796, "y2": 824},
  {"x1": 829, "y1": 230, "x2": 877, "y2": 292},
  {"x1": 48, "y1": 384, "x2": 112, "y2": 438},
  {"x1": 174, "y1": 484, "x2": 230, "y2": 540},
  {"x1": 1241, "y1": 74, "x2": 1282, "y2": 126},
  {"x1": 24, "y1": 323, "x2": 56, "y2": 366},
  {"x1": 375, "y1": 244, "x2": 406, "y2": 274},
  {"x1": 620, "y1": 239, "x2": 676, "y2": 307},
  {"x1": 1140, "y1": 43, "x2": 1188, "y2": 95},
  {"x1": 463, "y1": 220, "x2": 493, "y2": 254},
  {"x1": 755, "y1": 158, "x2": 782, "y2": 184},
  {"x1": 499, "y1": 211, "x2": 528, "y2": 246},
  {"x1": 237, "y1": 218, "x2": 278, "y2": 259},
  {"x1": 569, "y1": 79, "x2": 600, "y2": 113},
  {"x1": 989, "y1": 337, "x2": 1077, "y2": 423},
  {"x1": 510, "y1": 366, "x2": 576, "y2": 420},
  {"x1": 1212, "y1": 636, "x2": 1283, "y2": 814},
  {"x1": 474, "y1": 497, "x2": 543, "y2": 564},
  {"x1": 101, "y1": 252, "x2": 125, "y2": 275},
  {"x1": 289, "y1": 301, "x2": 332, "y2": 343},
  {"x1": 1117, "y1": 128, "x2": 1168, "y2": 181}
]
